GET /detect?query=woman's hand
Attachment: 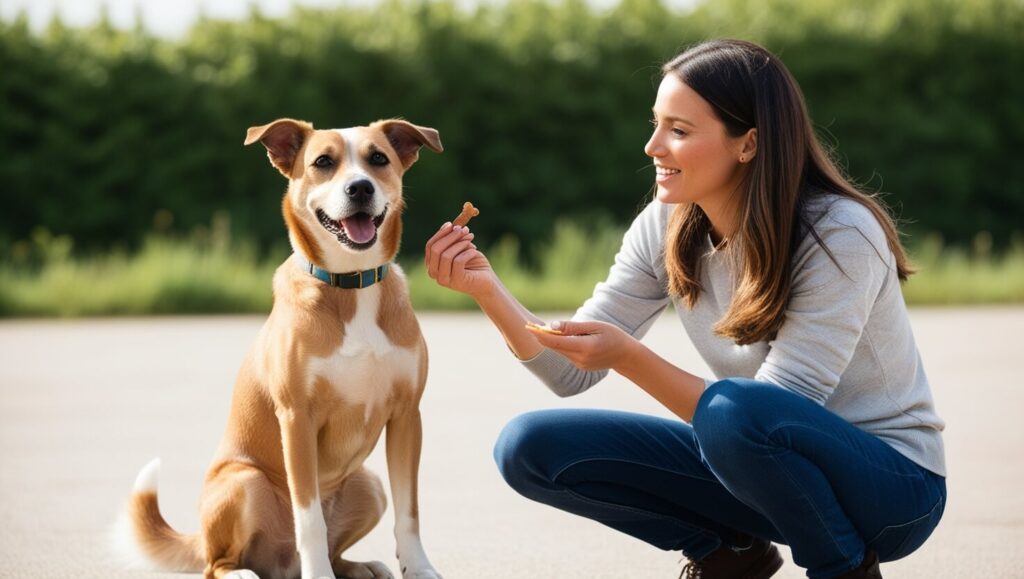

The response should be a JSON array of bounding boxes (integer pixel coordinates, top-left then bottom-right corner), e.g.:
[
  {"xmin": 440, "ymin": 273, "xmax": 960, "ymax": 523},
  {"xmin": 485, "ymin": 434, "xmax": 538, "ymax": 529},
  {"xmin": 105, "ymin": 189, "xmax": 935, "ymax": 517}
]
[
  {"xmin": 424, "ymin": 223, "xmax": 495, "ymax": 299},
  {"xmin": 525, "ymin": 320, "xmax": 640, "ymax": 372}
]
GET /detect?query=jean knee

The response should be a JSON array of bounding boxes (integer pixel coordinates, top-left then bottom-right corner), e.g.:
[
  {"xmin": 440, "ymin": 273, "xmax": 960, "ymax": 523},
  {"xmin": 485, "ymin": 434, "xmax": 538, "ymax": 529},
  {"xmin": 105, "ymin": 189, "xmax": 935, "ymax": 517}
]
[
  {"xmin": 694, "ymin": 378, "xmax": 751, "ymax": 429},
  {"xmin": 693, "ymin": 378, "xmax": 765, "ymax": 457},
  {"xmin": 493, "ymin": 410, "xmax": 559, "ymax": 493}
]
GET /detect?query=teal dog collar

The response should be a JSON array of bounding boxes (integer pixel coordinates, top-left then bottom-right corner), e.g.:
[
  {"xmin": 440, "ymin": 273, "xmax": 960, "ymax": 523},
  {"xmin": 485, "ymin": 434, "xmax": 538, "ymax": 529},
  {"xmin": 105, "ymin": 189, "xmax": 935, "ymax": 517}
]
[{"xmin": 295, "ymin": 255, "xmax": 388, "ymax": 289}]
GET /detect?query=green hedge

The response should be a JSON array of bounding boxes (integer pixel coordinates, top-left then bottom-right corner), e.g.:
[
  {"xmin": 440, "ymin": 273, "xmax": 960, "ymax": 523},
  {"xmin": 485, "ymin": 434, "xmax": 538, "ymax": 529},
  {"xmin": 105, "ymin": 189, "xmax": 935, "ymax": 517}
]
[{"xmin": 1, "ymin": 0, "xmax": 1021, "ymax": 262}]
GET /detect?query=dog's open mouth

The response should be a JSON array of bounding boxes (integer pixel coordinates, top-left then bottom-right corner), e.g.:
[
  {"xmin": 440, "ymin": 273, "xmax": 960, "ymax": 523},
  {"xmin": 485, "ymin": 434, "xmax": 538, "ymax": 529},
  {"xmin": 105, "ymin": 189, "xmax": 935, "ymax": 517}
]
[{"xmin": 316, "ymin": 207, "xmax": 387, "ymax": 250}]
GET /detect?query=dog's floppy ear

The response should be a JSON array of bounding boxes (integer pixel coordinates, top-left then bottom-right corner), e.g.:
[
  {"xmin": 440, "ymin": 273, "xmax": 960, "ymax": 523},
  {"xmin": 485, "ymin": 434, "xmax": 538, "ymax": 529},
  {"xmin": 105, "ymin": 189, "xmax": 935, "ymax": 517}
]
[
  {"xmin": 244, "ymin": 118, "xmax": 315, "ymax": 178},
  {"xmin": 378, "ymin": 120, "xmax": 443, "ymax": 170}
]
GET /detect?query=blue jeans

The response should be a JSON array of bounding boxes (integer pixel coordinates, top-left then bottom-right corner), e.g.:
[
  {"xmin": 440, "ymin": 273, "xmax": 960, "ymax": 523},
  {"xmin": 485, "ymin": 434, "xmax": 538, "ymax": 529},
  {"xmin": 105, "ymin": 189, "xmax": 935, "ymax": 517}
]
[{"xmin": 493, "ymin": 378, "xmax": 946, "ymax": 578}]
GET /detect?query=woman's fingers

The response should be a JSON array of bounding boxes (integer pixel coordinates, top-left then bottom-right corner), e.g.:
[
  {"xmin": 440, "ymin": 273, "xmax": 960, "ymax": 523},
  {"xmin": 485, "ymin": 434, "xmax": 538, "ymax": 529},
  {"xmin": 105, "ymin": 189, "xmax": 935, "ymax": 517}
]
[
  {"xmin": 525, "ymin": 320, "xmax": 598, "ymax": 337},
  {"xmin": 526, "ymin": 325, "xmax": 587, "ymax": 355},
  {"xmin": 424, "ymin": 222, "xmax": 452, "ymax": 268},
  {"xmin": 550, "ymin": 320, "xmax": 601, "ymax": 336},
  {"xmin": 425, "ymin": 222, "xmax": 452, "ymax": 247},
  {"xmin": 451, "ymin": 247, "xmax": 477, "ymax": 284},
  {"xmin": 437, "ymin": 236, "xmax": 476, "ymax": 287},
  {"xmin": 426, "ymin": 224, "xmax": 473, "ymax": 280},
  {"xmin": 426, "ymin": 224, "xmax": 457, "ymax": 276}
]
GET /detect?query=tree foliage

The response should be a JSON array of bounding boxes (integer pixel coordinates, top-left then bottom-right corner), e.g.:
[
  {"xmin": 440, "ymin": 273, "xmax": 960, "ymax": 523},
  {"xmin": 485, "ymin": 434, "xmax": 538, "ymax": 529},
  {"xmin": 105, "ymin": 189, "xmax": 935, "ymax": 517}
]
[{"xmin": 1, "ymin": 0, "xmax": 1020, "ymax": 260}]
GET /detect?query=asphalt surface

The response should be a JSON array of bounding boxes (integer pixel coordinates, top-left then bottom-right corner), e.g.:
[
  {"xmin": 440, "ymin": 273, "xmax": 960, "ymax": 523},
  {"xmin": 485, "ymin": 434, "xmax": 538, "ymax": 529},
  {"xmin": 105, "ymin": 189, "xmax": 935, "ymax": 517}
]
[{"xmin": 1, "ymin": 308, "xmax": 1021, "ymax": 578}]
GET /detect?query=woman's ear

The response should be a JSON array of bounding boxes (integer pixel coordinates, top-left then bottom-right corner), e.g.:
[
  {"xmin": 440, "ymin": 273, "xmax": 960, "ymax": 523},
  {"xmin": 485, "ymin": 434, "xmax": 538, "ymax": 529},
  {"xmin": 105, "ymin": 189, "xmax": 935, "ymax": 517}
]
[{"xmin": 738, "ymin": 128, "xmax": 757, "ymax": 163}]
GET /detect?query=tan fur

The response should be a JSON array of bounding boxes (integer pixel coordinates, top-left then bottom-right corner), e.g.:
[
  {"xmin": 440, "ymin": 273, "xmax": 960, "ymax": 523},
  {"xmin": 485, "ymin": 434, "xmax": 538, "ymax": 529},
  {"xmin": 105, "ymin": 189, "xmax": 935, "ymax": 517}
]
[
  {"xmin": 283, "ymin": 195, "xmax": 323, "ymax": 267},
  {"xmin": 378, "ymin": 271, "xmax": 423, "ymax": 350},
  {"xmin": 120, "ymin": 119, "xmax": 443, "ymax": 579},
  {"xmin": 127, "ymin": 491, "xmax": 204, "ymax": 571}
]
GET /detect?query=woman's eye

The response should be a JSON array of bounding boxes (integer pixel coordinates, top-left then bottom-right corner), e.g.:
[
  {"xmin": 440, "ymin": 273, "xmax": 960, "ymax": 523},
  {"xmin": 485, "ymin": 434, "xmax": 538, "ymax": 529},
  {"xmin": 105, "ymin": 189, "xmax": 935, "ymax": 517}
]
[
  {"xmin": 313, "ymin": 155, "xmax": 334, "ymax": 168},
  {"xmin": 672, "ymin": 128, "xmax": 688, "ymax": 136},
  {"xmin": 369, "ymin": 152, "xmax": 389, "ymax": 166}
]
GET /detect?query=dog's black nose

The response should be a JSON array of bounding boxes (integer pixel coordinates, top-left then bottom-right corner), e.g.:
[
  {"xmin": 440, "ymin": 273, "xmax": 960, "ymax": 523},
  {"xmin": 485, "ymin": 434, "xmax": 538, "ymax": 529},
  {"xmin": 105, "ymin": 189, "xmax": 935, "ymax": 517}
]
[{"xmin": 345, "ymin": 179, "xmax": 375, "ymax": 201}]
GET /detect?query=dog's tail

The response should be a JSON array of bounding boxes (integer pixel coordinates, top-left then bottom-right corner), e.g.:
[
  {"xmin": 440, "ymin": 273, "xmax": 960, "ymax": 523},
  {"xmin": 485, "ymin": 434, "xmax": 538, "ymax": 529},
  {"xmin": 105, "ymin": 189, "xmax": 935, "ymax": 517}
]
[{"xmin": 110, "ymin": 458, "xmax": 204, "ymax": 573}]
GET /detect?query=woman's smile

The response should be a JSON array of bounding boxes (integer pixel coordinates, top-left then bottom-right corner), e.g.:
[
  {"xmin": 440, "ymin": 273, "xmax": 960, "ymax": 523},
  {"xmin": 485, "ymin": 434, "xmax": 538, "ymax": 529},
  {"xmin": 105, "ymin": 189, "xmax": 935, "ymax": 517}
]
[{"xmin": 655, "ymin": 165, "xmax": 681, "ymax": 183}]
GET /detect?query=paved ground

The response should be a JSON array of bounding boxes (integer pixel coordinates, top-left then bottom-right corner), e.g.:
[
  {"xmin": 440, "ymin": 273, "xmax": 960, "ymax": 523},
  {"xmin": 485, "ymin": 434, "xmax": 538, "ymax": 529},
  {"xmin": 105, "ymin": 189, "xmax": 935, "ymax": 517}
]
[{"xmin": 1, "ymin": 308, "xmax": 1022, "ymax": 578}]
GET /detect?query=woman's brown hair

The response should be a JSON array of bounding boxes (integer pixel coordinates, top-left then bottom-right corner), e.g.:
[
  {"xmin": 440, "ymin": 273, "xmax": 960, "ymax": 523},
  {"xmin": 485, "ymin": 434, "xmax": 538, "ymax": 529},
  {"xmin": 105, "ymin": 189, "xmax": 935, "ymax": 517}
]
[{"xmin": 662, "ymin": 39, "xmax": 914, "ymax": 345}]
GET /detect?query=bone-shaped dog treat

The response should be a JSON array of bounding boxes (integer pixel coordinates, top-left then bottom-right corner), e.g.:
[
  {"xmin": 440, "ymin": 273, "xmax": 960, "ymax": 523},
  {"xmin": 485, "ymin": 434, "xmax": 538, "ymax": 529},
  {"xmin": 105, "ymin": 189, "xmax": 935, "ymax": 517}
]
[{"xmin": 453, "ymin": 202, "xmax": 480, "ymax": 227}]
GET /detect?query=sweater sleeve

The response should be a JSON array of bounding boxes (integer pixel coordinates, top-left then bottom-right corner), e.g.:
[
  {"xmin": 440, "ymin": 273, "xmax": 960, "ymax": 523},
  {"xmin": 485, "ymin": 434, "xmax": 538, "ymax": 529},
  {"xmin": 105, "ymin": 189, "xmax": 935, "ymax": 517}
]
[
  {"xmin": 754, "ymin": 202, "xmax": 894, "ymax": 404},
  {"xmin": 521, "ymin": 200, "xmax": 672, "ymax": 397}
]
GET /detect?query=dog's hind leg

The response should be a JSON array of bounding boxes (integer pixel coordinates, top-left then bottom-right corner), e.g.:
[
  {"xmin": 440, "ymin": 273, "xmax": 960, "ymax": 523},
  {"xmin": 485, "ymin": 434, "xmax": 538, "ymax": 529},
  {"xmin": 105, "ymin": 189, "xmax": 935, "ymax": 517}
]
[
  {"xmin": 327, "ymin": 466, "xmax": 392, "ymax": 579},
  {"xmin": 200, "ymin": 462, "xmax": 296, "ymax": 579}
]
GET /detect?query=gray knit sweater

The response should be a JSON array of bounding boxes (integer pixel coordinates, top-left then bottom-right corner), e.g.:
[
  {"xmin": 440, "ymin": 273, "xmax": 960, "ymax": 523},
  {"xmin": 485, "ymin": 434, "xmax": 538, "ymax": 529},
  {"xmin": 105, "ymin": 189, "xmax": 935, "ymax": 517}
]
[{"xmin": 522, "ymin": 195, "xmax": 946, "ymax": 477}]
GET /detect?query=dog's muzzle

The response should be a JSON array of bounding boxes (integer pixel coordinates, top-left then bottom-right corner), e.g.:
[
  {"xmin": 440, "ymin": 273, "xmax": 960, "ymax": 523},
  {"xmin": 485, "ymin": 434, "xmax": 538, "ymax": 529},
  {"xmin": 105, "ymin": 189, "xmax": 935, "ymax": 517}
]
[{"xmin": 316, "ymin": 206, "xmax": 387, "ymax": 251}]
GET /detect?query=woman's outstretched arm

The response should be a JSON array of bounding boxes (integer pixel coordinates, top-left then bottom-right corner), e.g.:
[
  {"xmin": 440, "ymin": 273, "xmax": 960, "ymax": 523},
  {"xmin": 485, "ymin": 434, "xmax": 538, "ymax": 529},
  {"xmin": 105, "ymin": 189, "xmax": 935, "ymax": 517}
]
[{"xmin": 424, "ymin": 222, "xmax": 546, "ymax": 361}]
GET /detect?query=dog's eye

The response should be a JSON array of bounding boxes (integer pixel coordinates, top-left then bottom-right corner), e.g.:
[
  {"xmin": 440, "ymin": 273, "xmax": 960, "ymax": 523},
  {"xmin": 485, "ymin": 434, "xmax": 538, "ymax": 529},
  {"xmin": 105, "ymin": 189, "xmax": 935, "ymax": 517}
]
[
  {"xmin": 313, "ymin": 155, "xmax": 334, "ymax": 169},
  {"xmin": 368, "ymin": 152, "xmax": 389, "ymax": 166}
]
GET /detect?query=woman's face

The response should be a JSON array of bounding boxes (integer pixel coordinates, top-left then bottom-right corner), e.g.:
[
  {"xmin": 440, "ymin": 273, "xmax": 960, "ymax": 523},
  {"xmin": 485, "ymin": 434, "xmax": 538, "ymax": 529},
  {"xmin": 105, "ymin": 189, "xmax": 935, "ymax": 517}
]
[{"xmin": 645, "ymin": 75, "xmax": 750, "ymax": 207}]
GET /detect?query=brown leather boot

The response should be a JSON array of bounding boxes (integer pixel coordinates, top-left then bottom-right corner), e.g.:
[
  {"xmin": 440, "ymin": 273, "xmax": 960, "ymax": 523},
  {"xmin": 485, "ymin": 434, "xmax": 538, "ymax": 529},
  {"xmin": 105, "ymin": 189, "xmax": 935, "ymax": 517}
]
[
  {"xmin": 834, "ymin": 551, "xmax": 882, "ymax": 579},
  {"xmin": 678, "ymin": 537, "xmax": 783, "ymax": 579}
]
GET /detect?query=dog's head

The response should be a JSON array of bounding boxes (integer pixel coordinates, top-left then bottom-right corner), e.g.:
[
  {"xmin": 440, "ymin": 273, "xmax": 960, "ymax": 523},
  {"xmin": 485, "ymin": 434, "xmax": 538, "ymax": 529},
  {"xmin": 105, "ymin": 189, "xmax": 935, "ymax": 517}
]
[{"xmin": 245, "ymin": 119, "xmax": 442, "ymax": 271}]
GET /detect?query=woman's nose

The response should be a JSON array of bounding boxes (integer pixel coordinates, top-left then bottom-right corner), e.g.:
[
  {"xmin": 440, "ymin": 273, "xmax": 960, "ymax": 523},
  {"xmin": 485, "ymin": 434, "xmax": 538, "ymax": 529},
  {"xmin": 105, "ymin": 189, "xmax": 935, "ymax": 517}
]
[{"xmin": 644, "ymin": 132, "xmax": 665, "ymax": 158}]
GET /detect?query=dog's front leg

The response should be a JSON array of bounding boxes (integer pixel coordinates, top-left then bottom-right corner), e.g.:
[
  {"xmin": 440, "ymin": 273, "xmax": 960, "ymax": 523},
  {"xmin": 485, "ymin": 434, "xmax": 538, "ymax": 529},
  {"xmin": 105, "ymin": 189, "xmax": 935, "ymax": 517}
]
[
  {"xmin": 385, "ymin": 408, "xmax": 441, "ymax": 579},
  {"xmin": 279, "ymin": 408, "xmax": 335, "ymax": 579}
]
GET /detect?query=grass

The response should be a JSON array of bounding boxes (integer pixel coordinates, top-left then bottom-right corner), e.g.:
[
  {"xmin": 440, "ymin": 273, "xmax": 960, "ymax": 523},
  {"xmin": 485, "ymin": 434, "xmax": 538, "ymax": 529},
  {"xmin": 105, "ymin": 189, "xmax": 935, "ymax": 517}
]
[
  {"xmin": 0, "ymin": 236, "xmax": 281, "ymax": 317},
  {"xmin": 1, "ymin": 226, "xmax": 1022, "ymax": 318},
  {"xmin": 902, "ymin": 234, "xmax": 1024, "ymax": 305}
]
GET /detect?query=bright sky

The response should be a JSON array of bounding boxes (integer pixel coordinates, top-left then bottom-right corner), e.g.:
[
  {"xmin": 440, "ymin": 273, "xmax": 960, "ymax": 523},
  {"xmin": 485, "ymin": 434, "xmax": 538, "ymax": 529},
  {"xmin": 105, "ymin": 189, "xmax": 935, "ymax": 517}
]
[
  {"xmin": 0, "ymin": 0, "xmax": 701, "ymax": 38},
  {"xmin": 0, "ymin": 0, "xmax": 348, "ymax": 37}
]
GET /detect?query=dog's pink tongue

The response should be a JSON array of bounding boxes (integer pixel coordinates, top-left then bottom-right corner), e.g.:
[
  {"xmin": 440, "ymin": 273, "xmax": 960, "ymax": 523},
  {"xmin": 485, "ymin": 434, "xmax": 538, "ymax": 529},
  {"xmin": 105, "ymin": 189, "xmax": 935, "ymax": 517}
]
[{"xmin": 341, "ymin": 214, "xmax": 376, "ymax": 244}]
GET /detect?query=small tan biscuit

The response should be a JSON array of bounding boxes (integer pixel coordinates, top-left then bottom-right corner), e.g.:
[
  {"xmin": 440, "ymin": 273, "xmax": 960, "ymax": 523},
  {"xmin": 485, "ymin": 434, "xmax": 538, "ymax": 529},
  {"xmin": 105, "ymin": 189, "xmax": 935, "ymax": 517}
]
[
  {"xmin": 453, "ymin": 202, "xmax": 480, "ymax": 227},
  {"xmin": 525, "ymin": 321, "xmax": 564, "ymax": 335}
]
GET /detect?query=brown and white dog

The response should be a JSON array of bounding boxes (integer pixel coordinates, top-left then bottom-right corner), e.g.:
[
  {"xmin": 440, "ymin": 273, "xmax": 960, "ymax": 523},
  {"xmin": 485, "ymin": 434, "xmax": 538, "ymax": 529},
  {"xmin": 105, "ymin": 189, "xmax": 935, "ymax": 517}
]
[{"xmin": 114, "ymin": 118, "xmax": 444, "ymax": 579}]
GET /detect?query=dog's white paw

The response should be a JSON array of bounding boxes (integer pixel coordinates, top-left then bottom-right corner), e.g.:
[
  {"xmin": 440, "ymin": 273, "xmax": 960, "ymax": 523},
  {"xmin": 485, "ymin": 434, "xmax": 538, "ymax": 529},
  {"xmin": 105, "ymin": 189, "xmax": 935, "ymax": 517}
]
[
  {"xmin": 224, "ymin": 570, "xmax": 260, "ymax": 579},
  {"xmin": 402, "ymin": 568, "xmax": 443, "ymax": 579},
  {"xmin": 334, "ymin": 559, "xmax": 394, "ymax": 579}
]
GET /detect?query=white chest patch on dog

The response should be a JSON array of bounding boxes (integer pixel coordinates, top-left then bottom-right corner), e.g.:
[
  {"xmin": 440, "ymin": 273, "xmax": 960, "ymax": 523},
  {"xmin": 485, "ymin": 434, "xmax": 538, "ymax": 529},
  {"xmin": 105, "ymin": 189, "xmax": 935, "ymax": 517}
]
[
  {"xmin": 306, "ymin": 285, "xmax": 420, "ymax": 422},
  {"xmin": 339, "ymin": 285, "xmax": 392, "ymax": 359}
]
